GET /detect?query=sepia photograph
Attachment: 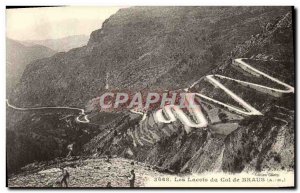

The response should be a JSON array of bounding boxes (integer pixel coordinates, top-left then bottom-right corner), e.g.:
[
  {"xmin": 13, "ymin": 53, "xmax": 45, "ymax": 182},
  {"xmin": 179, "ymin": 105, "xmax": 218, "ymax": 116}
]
[{"xmin": 5, "ymin": 5, "xmax": 295, "ymax": 188}]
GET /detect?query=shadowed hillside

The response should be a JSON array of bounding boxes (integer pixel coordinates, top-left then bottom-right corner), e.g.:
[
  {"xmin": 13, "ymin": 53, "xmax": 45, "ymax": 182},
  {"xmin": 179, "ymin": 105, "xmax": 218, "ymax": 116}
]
[{"xmin": 6, "ymin": 38, "xmax": 56, "ymax": 96}]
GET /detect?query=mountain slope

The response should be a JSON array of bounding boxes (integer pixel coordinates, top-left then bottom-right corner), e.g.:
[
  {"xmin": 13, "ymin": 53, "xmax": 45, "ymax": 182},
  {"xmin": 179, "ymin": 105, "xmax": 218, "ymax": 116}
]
[
  {"xmin": 7, "ymin": 7, "xmax": 294, "ymax": 177},
  {"xmin": 8, "ymin": 157, "xmax": 172, "ymax": 188},
  {"xmin": 6, "ymin": 38, "xmax": 56, "ymax": 96},
  {"xmin": 82, "ymin": 10, "xmax": 294, "ymax": 174},
  {"xmin": 11, "ymin": 6, "xmax": 291, "ymax": 107}
]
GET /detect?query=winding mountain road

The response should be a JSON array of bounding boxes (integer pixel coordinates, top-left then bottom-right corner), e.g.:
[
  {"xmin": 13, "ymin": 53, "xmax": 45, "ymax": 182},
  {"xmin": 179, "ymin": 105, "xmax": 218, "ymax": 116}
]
[
  {"xmin": 6, "ymin": 58, "xmax": 294, "ymax": 126},
  {"xmin": 6, "ymin": 99, "xmax": 90, "ymax": 123},
  {"xmin": 153, "ymin": 58, "xmax": 294, "ymax": 128},
  {"xmin": 189, "ymin": 58, "xmax": 294, "ymax": 116}
]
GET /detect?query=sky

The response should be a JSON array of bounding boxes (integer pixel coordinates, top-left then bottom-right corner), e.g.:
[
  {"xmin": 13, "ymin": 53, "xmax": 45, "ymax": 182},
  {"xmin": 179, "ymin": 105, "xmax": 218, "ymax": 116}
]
[{"xmin": 6, "ymin": 6, "xmax": 125, "ymax": 41}]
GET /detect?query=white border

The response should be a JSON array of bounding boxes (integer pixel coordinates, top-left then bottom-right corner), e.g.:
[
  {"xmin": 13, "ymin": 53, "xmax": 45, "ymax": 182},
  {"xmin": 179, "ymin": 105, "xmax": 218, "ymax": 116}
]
[{"xmin": 1, "ymin": 1, "xmax": 298, "ymax": 192}]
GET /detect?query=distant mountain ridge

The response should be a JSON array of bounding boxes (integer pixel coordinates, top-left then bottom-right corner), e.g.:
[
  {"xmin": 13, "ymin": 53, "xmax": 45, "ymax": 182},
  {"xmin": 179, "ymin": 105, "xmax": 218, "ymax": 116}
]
[
  {"xmin": 6, "ymin": 38, "xmax": 56, "ymax": 96},
  {"xmin": 22, "ymin": 35, "xmax": 89, "ymax": 52}
]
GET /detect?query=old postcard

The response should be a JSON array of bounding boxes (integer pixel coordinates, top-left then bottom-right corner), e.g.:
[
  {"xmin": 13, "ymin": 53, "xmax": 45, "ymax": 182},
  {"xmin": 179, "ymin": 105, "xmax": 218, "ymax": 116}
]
[{"xmin": 6, "ymin": 6, "xmax": 295, "ymax": 188}]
